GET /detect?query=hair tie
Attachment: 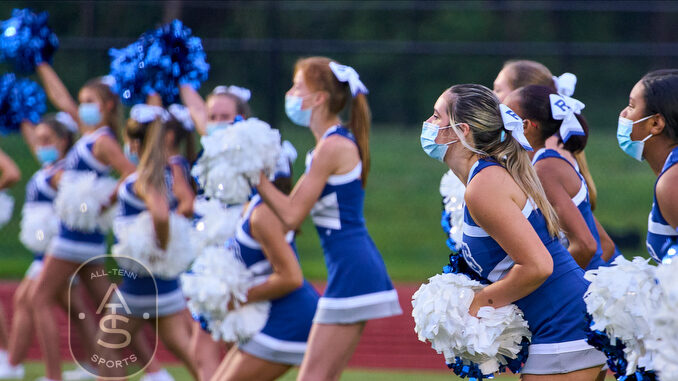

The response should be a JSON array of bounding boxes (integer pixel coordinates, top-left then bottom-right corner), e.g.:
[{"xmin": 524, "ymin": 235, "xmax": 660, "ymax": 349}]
[
  {"xmin": 168, "ymin": 104, "xmax": 194, "ymax": 131},
  {"xmin": 500, "ymin": 130, "xmax": 506, "ymax": 142},
  {"xmin": 130, "ymin": 104, "xmax": 169, "ymax": 124},
  {"xmin": 552, "ymin": 72, "xmax": 577, "ymax": 97},
  {"xmin": 549, "ymin": 94, "xmax": 585, "ymax": 143},
  {"xmin": 99, "ymin": 75, "xmax": 116, "ymax": 89},
  {"xmin": 499, "ymin": 104, "xmax": 532, "ymax": 151},
  {"xmin": 55, "ymin": 111, "xmax": 78, "ymax": 133},
  {"xmin": 212, "ymin": 85, "xmax": 251, "ymax": 102},
  {"xmin": 329, "ymin": 62, "xmax": 369, "ymax": 97}
]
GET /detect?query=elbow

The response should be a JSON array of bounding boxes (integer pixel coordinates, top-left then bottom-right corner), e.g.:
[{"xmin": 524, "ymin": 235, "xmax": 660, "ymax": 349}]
[
  {"xmin": 6, "ymin": 171, "xmax": 20, "ymax": 187},
  {"xmin": 535, "ymin": 256, "xmax": 553, "ymax": 284},
  {"xmin": 289, "ymin": 271, "xmax": 304, "ymax": 290},
  {"xmin": 281, "ymin": 216, "xmax": 301, "ymax": 232}
]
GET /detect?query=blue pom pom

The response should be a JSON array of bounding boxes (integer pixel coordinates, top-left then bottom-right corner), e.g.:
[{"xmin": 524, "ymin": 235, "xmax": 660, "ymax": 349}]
[
  {"xmin": 660, "ymin": 234, "xmax": 678, "ymax": 264},
  {"xmin": 109, "ymin": 19, "xmax": 209, "ymax": 106},
  {"xmin": 191, "ymin": 312, "xmax": 212, "ymax": 334},
  {"xmin": 0, "ymin": 73, "xmax": 46, "ymax": 134},
  {"xmin": 0, "ymin": 8, "xmax": 59, "ymax": 74}
]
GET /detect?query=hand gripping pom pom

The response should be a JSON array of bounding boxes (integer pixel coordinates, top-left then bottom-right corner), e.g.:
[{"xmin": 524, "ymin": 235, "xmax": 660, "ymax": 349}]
[
  {"xmin": 439, "ymin": 170, "xmax": 465, "ymax": 250},
  {"xmin": 181, "ymin": 245, "xmax": 270, "ymax": 342},
  {"xmin": 20, "ymin": 202, "xmax": 58, "ymax": 252},
  {"xmin": 584, "ymin": 256, "xmax": 660, "ymax": 375},
  {"xmin": 0, "ymin": 191, "xmax": 14, "ymax": 229},
  {"xmin": 192, "ymin": 197, "xmax": 243, "ymax": 251},
  {"xmin": 646, "ymin": 260, "xmax": 678, "ymax": 380},
  {"xmin": 0, "ymin": 74, "xmax": 46, "ymax": 133},
  {"xmin": 54, "ymin": 171, "xmax": 118, "ymax": 232},
  {"xmin": 191, "ymin": 118, "xmax": 281, "ymax": 204},
  {"xmin": 0, "ymin": 8, "xmax": 59, "ymax": 74},
  {"xmin": 108, "ymin": 19, "xmax": 209, "ymax": 105},
  {"xmin": 412, "ymin": 273, "xmax": 531, "ymax": 377},
  {"xmin": 112, "ymin": 212, "xmax": 197, "ymax": 279}
]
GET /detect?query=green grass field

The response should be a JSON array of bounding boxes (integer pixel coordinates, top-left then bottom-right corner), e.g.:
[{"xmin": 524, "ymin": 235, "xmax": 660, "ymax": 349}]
[{"xmin": 0, "ymin": 126, "xmax": 656, "ymax": 282}]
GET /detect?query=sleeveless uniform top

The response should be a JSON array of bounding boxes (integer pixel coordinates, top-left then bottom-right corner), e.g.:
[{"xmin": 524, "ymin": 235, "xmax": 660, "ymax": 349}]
[
  {"xmin": 50, "ymin": 127, "xmax": 115, "ymax": 262},
  {"xmin": 646, "ymin": 146, "xmax": 678, "ymax": 262},
  {"xmin": 168, "ymin": 154, "xmax": 192, "ymax": 184},
  {"xmin": 461, "ymin": 158, "xmax": 593, "ymax": 347},
  {"xmin": 25, "ymin": 160, "xmax": 64, "ymax": 260},
  {"xmin": 304, "ymin": 126, "xmax": 401, "ymax": 324},
  {"xmin": 234, "ymin": 194, "xmax": 319, "ymax": 365},
  {"xmin": 532, "ymin": 148, "xmax": 606, "ymax": 270}
]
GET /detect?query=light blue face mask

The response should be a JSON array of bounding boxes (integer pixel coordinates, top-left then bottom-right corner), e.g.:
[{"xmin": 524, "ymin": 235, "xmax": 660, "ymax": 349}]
[
  {"xmin": 78, "ymin": 103, "xmax": 102, "ymax": 126},
  {"xmin": 420, "ymin": 121, "xmax": 459, "ymax": 162},
  {"xmin": 124, "ymin": 143, "xmax": 139, "ymax": 165},
  {"xmin": 617, "ymin": 115, "xmax": 654, "ymax": 161},
  {"xmin": 36, "ymin": 145, "xmax": 59, "ymax": 165},
  {"xmin": 285, "ymin": 95, "xmax": 312, "ymax": 127},
  {"xmin": 206, "ymin": 121, "xmax": 231, "ymax": 136}
]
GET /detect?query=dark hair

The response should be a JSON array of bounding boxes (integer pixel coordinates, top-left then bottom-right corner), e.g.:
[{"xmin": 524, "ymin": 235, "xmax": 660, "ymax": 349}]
[
  {"xmin": 40, "ymin": 114, "xmax": 76, "ymax": 152},
  {"xmin": 164, "ymin": 117, "xmax": 196, "ymax": 163},
  {"xmin": 207, "ymin": 92, "xmax": 252, "ymax": 119},
  {"xmin": 514, "ymin": 85, "xmax": 588, "ymax": 153},
  {"xmin": 503, "ymin": 60, "xmax": 556, "ymax": 91},
  {"xmin": 641, "ymin": 69, "xmax": 678, "ymax": 142}
]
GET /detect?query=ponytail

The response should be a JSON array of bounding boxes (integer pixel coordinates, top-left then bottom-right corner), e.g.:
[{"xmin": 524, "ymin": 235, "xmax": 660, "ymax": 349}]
[
  {"xmin": 574, "ymin": 151, "xmax": 598, "ymax": 210},
  {"xmin": 133, "ymin": 118, "xmax": 167, "ymax": 198},
  {"xmin": 349, "ymin": 93, "xmax": 371, "ymax": 186},
  {"xmin": 445, "ymin": 84, "xmax": 560, "ymax": 237}
]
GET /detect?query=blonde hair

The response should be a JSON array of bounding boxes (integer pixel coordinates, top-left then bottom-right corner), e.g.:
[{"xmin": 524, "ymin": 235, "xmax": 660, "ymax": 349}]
[
  {"xmin": 82, "ymin": 78, "xmax": 121, "ymax": 138},
  {"xmin": 294, "ymin": 56, "xmax": 372, "ymax": 186},
  {"xmin": 503, "ymin": 60, "xmax": 555, "ymax": 90},
  {"xmin": 444, "ymin": 84, "xmax": 560, "ymax": 236},
  {"xmin": 126, "ymin": 117, "xmax": 167, "ymax": 198}
]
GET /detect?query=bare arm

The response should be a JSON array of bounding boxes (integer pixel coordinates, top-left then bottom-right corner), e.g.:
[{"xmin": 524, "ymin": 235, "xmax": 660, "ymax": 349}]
[
  {"xmin": 179, "ymin": 84, "xmax": 208, "ymax": 136},
  {"xmin": 245, "ymin": 204, "xmax": 304, "ymax": 303},
  {"xmin": 21, "ymin": 120, "xmax": 39, "ymax": 159},
  {"xmin": 656, "ymin": 165, "xmax": 678, "ymax": 232},
  {"xmin": 169, "ymin": 162, "xmax": 195, "ymax": 218},
  {"xmin": 0, "ymin": 148, "xmax": 21, "ymax": 190},
  {"xmin": 466, "ymin": 166, "xmax": 553, "ymax": 316},
  {"xmin": 594, "ymin": 217, "xmax": 616, "ymax": 262},
  {"xmin": 537, "ymin": 160, "xmax": 597, "ymax": 269},
  {"xmin": 256, "ymin": 136, "xmax": 354, "ymax": 230},
  {"xmin": 141, "ymin": 185, "xmax": 170, "ymax": 250},
  {"xmin": 36, "ymin": 63, "xmax": 79, "ymax": 122},
  {"xmin": 93, "ymin": 134, "xmax": 136, "ymax": 205}
]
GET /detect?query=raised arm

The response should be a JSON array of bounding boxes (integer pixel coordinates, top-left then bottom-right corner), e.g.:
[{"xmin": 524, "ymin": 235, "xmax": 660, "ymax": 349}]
[
  {"xmin": 466, "ymin": 166, "xmax": 553, "ymax": 316},
  {"xmin": 256, "ymin": 136, "xmax": 350, "ymax": 230},
  {"xmin": 537, "ymin": 160, "xmax": 597, "ymax": 269},
  {"xmin": 169, "ymin": 163, "xmax": 195, "ymax": 218},
  {"xmin": 179, "ymin": 84, "xmax": 208, "ymax": 136},
  {"xmin": 21, "ymin": 120, "xmax": 39, "ymax": 159},
  {"xmin": 245, "ymin": 204, "xmax": 304, "ymax": 303},
  {"xmin": 0, "ymin": 148, "xmax": 21, "ymax": 190},
  {"xmin": 36, "ymin": 63, "xmax": 79, "ymax": 121}
]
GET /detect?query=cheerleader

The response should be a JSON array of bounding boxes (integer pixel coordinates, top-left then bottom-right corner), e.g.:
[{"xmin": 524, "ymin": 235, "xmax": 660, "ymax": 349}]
[
  {"xmin": 255, "ymin": 57, "xmax": 402, "ymax": 380},
  {"xmin": 421, "ymin": 84, "xmax": 605, "ymax": 378},
  {"xmin": 0, "ymin": 148, "xmax": 19, "ymax": 376},
  {"xmin": 29, "ymin": 63, "xmax": 136, "ymax": 381},
  {"xmin": 619, "ymin": 70, "xmax": 678, "ymax": 262},
  {"xmin": 97, "ymin": 105, "xmax": 197, "ymax": 379},
  {"xmin": 492, "ymin": 60, "xmax": 619, "ymax": 263},
  {"xmin": 503, "ymin": 86, "xmax": 606, "ymax": 270},
  {"xmin": 210, "ymin": 169, "xmax": 319, "ymax": 380},
  {"xmin": 180, "ymin": 84, "xmax": 252, "ymax": 136}
]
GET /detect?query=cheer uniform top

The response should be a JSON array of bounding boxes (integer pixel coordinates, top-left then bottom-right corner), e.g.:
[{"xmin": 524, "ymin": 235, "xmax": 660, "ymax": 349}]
[
  {"xmin": 461, "ymin": 158, "xmax": 605, "ymax": 374},
  {"xmin": 646, "ymin": 146, "xmax": 678, "ymax": 263},
  {"xmin": 23, "ymin": 161, "xmax": 64, "ymax": 278},
  {"xmin": 49, "ymin": 127, "xmax": 114, "ymax": 263},
  {"xmin": 532, "ymin": 149, "xmax": 606, "ymax": 270},
  {"xmin": 114, "ymin": 171, "xmax": 185, "ymax": 318},
  {"xmin": 234, "ymin": 194, "xmax": 319, "ymax": 365},
  {"xmin": 305, "ymin": 126, "xmax": 401, "ymax": 324}
]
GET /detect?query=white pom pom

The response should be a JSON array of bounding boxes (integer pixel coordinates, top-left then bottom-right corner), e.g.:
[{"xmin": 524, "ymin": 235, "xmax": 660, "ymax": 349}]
[
  {"xmin": 192, "ymin": 198, "xmax": 243, "ymax": 251},
  {"xmin": 646, "ymin": 260, "xmax": 678, "ymax": 380},
  {"xmin": 112, "ymin": 212, "xmax": 197, "ymax": 279},
  {"xmin": 0, "ymin": 191, "xmax": 14, "ymax": 229},
  {"xmin": 439, "ymin": 171, "xmax": 465, "ymax": 249},
  {"xmin": 54, "ymin": 171, "xmax": 118, "ymax": 232},
  {"xmin": 20, "ymin": 202, "xmax": 59, "ymax": 252},
  {"xmin": 412, "ymin": 273, "xmax": 531, "ymax": 373},
  {"xmin": 192, "ymin": 118, "xmax": 281, "ymax": 204},
  {"xmin": 584, "ymin": 256, "xmax": 660, "ymax": 374},
  {"xmin": 181, "ymin": 245, "xmax": 270, "ymax": 342}
]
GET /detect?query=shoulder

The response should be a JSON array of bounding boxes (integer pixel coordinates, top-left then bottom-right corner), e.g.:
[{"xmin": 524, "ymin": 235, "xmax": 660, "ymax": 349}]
[
  {"xmin": 534, "ymin": 154, "xmax": 572, "ymax": 182},
  {"xmin": 657, "ymin": 163, "xmax": 678, "ymax": 200},
  {"xmin": 250, "ymin": 202, "xmax": 284, "ymax": 236},
  {"xmin": 465, "ymin": 164, "xmax": 516, "ymax": 208}
]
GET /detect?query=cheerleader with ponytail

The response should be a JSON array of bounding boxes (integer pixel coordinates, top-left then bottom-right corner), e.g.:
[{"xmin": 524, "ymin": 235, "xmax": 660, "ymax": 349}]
[
  {"xmin": 96, "ymin": 105, "xmax": 197, "ymax": 379},
  {"xmin": 29, "ymin": 64, "xmax": 135, "ymax": 381},
  {"xmin": 255, "ymin": 57, "xmax": 402, "ymax": 380}
]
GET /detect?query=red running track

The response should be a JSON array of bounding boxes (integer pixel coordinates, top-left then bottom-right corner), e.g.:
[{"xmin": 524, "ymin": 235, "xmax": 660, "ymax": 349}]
[{"xmin": 0, "ymin": 281, "xmax": 448, "ymax": 371}]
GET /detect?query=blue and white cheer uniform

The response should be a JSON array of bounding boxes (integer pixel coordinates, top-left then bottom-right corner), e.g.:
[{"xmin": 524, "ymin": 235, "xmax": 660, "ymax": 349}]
[
  {"xmin": 305, "ymin": 126, "xmax": 402, "ymax": 324},
  {"xmin": 646, "ymin": 146, "xmax": 678, "ymax": 262},
  {"xmin": 461, "ymin": 158, "xmax": 605, "ymax": 374},
  {"xmin": 234, "ymin": 194, "xmax": 319, "ymax": 365}
]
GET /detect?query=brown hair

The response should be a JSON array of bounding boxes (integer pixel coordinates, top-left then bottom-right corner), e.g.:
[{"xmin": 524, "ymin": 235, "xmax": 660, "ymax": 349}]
[
  {"xmin": 294, "ymin": 56, "xmax": 372, "ymax": 186},
  {"xmin": 164, "ymin": 117, "xmax": 196, "ymax": 163},
  {"xmin": 127, "ymin": 116, "xmax": 167, "ymax": 198},
  {"xmin": 503, "ymin": 60, "xmax": 556, "ymax": 91},
  {"xmin": 206, "ymin": 92, "xmax": 252, "ymax": 119},
  {"xmin": 444, "ymin": 84, "xmax": 560, "ymax": 236},
  {"xmin": 82, "ymin": 78, "xmax": 122, "ymax": 138},
  {"xmin": 40, "ymin": 114, "xmax": 76, "ymax": 152}
]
